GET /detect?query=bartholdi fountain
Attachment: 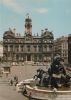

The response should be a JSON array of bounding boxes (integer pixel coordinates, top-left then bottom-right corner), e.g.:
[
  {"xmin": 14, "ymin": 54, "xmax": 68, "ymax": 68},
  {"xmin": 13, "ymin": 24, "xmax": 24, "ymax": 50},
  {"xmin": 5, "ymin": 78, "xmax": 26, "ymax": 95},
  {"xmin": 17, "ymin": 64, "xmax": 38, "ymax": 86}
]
[{"xmin": 24, "ymin": 56, "xmax": 71, "ymax": 100}]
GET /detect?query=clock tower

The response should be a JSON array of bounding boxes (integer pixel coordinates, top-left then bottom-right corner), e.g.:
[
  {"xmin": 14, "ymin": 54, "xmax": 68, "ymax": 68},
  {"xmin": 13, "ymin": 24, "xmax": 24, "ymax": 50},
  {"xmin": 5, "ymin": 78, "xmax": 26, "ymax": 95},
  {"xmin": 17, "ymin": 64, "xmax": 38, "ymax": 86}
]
[{"xmin": 25, "ymin": 14, "xmax": 32, "ymax": 35}]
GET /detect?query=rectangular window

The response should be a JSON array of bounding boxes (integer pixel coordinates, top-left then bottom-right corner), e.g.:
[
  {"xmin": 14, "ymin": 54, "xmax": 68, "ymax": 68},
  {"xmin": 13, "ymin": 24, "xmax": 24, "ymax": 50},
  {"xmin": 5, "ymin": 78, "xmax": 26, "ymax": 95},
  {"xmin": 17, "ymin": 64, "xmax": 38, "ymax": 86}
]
[
  {"xmin": 21, "ymin": 46, "xmax": 23, "ymax": 52},
  {"xmin": 27, "ymin": 46, "xmax": 30, "ymax": 52},
  {"xmin": 10, "ymin": 45, "xmax": 13, "ymax": 51},
  {"xmin": 34, "ymin": 46, "xmax": 37, "ymax": 52},
  {"xmin": 38, "ymin": 46, "xmax": 42, "ymax": 52},
  {"xmin": 16, "ymin": 46, "xmax": 19, "ymax": 52}
]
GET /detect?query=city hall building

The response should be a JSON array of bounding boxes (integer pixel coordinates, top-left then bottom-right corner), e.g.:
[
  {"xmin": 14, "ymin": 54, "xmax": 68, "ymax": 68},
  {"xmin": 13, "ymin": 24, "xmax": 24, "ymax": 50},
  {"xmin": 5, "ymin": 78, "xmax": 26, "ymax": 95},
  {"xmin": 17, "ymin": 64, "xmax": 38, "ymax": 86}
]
[
  {"xmin": 3, "ymin": 15, "xmax": 54, "ymax": 64},
  {"xmin": 68, "ymin": 34, "xmax": 71, "ymax": 65}
]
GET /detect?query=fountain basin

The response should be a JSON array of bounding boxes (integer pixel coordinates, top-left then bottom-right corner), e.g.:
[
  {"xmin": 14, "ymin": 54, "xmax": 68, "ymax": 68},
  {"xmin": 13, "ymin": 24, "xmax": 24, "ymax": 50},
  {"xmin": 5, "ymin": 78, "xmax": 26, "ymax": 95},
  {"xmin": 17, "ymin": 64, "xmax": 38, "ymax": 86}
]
[{"xmin": 25, "ymin": 79, "xmax": 71, "ymax": 100}]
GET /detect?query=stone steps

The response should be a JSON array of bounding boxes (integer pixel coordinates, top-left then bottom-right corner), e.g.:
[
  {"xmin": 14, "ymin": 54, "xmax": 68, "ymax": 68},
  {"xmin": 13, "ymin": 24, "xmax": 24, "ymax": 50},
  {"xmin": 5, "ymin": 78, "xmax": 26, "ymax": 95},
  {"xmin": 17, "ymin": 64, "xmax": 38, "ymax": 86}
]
[{"xmin": 0, "ymin": 78, "xmax": 9, "ymax": 84}]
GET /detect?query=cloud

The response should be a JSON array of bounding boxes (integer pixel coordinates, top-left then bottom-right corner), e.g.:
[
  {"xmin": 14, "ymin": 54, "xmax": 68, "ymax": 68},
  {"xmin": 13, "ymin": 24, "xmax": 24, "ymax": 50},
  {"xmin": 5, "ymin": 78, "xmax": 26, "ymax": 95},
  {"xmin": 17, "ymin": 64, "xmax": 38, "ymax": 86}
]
[
  {"xmin": 1, "ymin": 0, "xmax": 24, "ymax": 14},
  {"xmin": 35, "ymin": 8, "xmax": 48, "ymax": 13},
  {"xmin": 0, "ymin": 0, "xmax": 49, "ymax": 14}
]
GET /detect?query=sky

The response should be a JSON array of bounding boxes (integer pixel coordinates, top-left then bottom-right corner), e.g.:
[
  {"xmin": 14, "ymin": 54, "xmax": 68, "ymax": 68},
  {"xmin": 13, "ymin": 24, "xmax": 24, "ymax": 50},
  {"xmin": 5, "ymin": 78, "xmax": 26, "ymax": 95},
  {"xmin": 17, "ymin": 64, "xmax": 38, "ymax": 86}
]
[{"xmin": 0, "ymin": 0, "xmax": 71, "ymax": 40}]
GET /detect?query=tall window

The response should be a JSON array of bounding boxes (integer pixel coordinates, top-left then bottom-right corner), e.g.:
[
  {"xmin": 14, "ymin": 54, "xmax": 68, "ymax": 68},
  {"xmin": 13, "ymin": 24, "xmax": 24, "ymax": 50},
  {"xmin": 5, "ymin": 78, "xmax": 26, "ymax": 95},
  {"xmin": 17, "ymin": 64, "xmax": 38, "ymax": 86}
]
[
  {"xmin": 34, "ymin": 46, "xmax": 37, "ymax": 52},
  {"xmin": 38, "ymin": 46, "xmax": 42, "ymax": 52},
  {"xmin": 16, "ymin": 55, "xmax": 19, "ymax": 61},
  {"xmin": 10, "ymin": 45, "xmax": 13, "ymax": 51},
  {"xmin": 47, "ymin": 46, "xmax": 50, "ymax": 51},
  {"xmin": 34, "ymin": 55, "xmax": 37, "ymax": 62},
  {"xmin": 27, "ymin": 45, "xmax": 30, "ymax": 52},
  {"xmin": 43, "ymin": 45, "xmax": 47, "ymax": 52},
  {"xmin": 21, "ymin": 46, "xmax": 23, "ymax": 52},
  {"xmin": 4, "ymin": 45, "xmax": 8, "ymax": 52},
  {"xmin": 16, "ymin": 46, "xmax": 19, "ymax": 52}
]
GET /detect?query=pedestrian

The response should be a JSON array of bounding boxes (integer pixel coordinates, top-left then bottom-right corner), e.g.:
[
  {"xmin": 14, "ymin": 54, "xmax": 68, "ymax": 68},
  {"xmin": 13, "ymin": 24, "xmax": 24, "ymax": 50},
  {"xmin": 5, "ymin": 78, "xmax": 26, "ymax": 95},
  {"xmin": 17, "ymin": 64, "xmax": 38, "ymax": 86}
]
[
  {"xmin": 14, "ymin": 75, "xmax": 18, "ymax": 82},
  {"xmin": 14, "ymin": 75, "xmax": 17, "ymax": 81},
  {"xmin": 10, "ymin": 79, "xmax": 13, "ymax": 86},
  {"xmin": 14, "ymin": 80, "xmax": 18, "ymax": 86},
  {"xmin": 13, "ymin": 75, "xmax": 18, "ymax": 86}
]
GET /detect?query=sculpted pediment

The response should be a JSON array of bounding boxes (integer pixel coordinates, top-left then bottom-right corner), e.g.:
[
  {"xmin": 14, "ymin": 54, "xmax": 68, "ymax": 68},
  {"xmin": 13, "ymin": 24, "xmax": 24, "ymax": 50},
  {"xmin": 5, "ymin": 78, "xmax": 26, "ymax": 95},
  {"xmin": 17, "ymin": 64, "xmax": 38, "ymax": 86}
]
[
  {"xmin": 25, "ymin": 33, "xmax": 33, "ymax": 41},
  {"xmin": 3, "ymin": 30, "xmax": 15, "ymax": 39},
  {"xmin": 3, "ymin": 34, "xmax": 15, "ymax": 39}
]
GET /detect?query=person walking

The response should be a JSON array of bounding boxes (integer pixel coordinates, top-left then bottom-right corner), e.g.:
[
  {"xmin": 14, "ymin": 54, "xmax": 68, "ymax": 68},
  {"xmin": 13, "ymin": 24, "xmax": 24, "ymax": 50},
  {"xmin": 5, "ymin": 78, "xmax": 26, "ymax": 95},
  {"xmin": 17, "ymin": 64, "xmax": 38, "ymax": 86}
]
[
  {"xmin": 9, "ymin": 79, "xmax": 13, "ymax": 86},
  {"xmin": 13, "ymin": 75, "xmax": 18, "ymax": 86}
]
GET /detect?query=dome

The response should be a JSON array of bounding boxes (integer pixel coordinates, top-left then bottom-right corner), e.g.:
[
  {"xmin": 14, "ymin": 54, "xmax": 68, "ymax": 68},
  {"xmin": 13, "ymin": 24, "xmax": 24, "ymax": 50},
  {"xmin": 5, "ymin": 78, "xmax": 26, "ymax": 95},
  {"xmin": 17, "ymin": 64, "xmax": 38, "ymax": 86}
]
[
  {"xmin": 25, "ymin": 14, "xmax": 32, "ymax": 22},
  {"xmin": 25, "ymin": 18, "xmax": 32, "ymax": 22}
]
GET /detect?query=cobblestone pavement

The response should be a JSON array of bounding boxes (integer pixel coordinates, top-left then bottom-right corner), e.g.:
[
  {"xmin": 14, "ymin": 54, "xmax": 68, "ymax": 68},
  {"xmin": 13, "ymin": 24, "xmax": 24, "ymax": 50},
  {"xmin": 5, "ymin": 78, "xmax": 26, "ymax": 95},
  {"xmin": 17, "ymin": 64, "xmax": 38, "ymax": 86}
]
[
  {"xmin": 0, "ymin": 78, "xmax": 28, "ymax": 100},
  {"xmin": 1, "ymin": 64, "xmax": 71, "ymax": 100},
  {"xmin": 9, "ymin": 64, "xmax": 48, "ymax": 81},
  {"xmin": 0, "ymin": 64, "xmax": 43, "ymax": 100}
]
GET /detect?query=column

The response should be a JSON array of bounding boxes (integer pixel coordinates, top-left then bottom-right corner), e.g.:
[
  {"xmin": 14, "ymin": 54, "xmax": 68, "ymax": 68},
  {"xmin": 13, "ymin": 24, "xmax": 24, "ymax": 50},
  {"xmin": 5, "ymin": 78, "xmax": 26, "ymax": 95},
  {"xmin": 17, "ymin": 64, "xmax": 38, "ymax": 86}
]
[
  {"xmin": 8, "ymin": 45, "xmax": 10, "ymax": 51},
  {"xmin": 37, "ymin": 45, "xmax": 38, "ymax": 52},
  {"xmin": 26, "ymin": 55, "xmax": 27, "ymax": 61}
]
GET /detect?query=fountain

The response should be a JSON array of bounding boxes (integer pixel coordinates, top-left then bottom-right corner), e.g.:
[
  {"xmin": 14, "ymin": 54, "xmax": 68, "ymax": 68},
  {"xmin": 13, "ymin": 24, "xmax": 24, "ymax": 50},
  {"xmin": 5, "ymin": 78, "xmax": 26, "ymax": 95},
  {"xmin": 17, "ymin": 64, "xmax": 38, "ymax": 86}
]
[{"xmin": 24, "ymin": 56, "xmax": 71, "ymax": 100}]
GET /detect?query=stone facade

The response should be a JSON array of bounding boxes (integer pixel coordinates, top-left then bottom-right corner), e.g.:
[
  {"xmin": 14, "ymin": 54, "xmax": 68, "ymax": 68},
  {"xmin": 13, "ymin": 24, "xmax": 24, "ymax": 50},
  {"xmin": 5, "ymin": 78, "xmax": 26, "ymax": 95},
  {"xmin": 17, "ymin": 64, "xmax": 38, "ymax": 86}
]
[
  {"xmin": 54, "ymin": 38, "xmax": 61, "ymax": 56},
  {"xmin": 3, "ymin": 15, "xmax": 54, "ymax": 64},
  {"xmin": 54, "ymin": 36, "xmax": 68, "ymax": 65},
  {"xmin": 0, "ymin": 41, "xmax": 3, "ymax": 57},
  {"xmin": 68, "ymin": 34, "xmax": 71, "ymax": 66}
]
